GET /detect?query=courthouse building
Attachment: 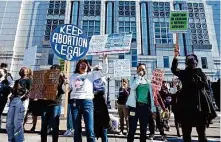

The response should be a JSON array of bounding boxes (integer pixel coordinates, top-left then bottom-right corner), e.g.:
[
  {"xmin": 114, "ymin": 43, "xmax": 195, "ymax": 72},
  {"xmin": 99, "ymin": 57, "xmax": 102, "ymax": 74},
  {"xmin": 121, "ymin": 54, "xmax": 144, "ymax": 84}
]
[{"xmin": 0, "ymin": 0, "xmax": 220, "ymax": 107}]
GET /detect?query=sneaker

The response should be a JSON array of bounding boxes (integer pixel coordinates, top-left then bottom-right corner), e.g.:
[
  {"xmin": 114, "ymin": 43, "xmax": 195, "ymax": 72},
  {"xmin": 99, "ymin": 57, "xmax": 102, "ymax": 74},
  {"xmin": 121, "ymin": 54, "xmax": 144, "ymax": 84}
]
[
  {"xmin": 148, "ymin": 134, "xmax": 154, "ymax": 140},
  {"xmin": 64, "ymin": 129, "xmax": 73, "ymax": 136}
]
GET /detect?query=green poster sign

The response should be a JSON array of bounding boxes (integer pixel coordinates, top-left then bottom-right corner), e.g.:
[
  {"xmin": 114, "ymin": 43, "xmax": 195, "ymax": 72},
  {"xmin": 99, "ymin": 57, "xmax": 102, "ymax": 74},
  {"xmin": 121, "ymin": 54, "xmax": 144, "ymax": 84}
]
[{"xmin": 169, "ymin": 11, "xmax": 188, "ymax": 32}]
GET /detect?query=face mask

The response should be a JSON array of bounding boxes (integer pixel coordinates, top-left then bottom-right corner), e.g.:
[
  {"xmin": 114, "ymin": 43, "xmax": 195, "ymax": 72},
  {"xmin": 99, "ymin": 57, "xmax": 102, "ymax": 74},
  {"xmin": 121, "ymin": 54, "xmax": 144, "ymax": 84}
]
[{"xmin": 138, "ymin": 70, "xmax": 146, "ymax": 77}]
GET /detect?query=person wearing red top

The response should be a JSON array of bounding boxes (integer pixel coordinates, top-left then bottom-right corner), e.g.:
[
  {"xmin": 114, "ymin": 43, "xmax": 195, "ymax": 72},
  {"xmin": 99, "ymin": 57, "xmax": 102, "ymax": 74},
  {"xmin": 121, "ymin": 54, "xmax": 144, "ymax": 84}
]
[{"xmin": 148, "ymin": 89, "xmax": 166, "ymax": 141}]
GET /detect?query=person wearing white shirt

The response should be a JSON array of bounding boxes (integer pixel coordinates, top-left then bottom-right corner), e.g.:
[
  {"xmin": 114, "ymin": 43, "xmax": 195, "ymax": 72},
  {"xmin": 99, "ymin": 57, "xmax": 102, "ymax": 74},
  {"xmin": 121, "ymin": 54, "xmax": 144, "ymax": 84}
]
[{"xmin": 69, "ymin": 54, "xmax": 108, "ymax": 142}]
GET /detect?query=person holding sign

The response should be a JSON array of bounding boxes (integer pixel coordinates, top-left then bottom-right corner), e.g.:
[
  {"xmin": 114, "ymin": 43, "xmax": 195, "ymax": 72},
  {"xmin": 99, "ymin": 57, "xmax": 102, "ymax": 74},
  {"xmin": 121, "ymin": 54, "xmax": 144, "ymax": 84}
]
[
  {"xmin": 126, "ymin": 63, "xmax": 156, "ymax": 142},
  {"xmin": 69, "ymin": 54, "xmax": 108, "ymax": 142},
  {"xmin": 171, "ymin": 47, "xmax": 217, "ymax": 142},
  {"xmin": 40, "ymin": 65, "xmax": 66, "ymax": 142}
]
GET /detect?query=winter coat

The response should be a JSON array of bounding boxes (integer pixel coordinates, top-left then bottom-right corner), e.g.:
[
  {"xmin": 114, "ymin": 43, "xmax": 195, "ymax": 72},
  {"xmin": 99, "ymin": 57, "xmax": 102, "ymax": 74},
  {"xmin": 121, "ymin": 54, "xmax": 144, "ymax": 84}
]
[{"xmin": 171, "ymin": 57, "xmax": 217, "ymax": 126}]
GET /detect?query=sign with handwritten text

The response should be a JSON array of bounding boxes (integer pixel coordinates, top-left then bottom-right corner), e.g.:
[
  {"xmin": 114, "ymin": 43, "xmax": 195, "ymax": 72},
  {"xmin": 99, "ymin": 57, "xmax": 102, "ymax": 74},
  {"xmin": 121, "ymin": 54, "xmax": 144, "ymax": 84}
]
[
  {"xmin": 29, "ymin": 70, "xmax": 60, "ymax": 100},
  {"xmin": 113, "ymin": 59, "xmax": 131, "ymax": 78},
  {"xmin": 151, "ymin": 69, "xmax": 165, "ymax": 91}
]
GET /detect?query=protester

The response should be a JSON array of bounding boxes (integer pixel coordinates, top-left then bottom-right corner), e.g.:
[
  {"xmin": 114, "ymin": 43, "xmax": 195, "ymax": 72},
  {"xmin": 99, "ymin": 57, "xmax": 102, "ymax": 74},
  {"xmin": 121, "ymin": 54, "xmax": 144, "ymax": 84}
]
[
  {"xmin": 148, "ymin": 90, "xmax": 167, "ymax": 141},
  {"xmin": 212, "ymin": 79, "xmax": 220, "ymax": 110},
  {"xmin": 171, "ymin": 48, "xmax": 217, "ymax": 142},
  {"xmin": 63, "ymin": 91, "xmax": 74, "ymax": 136},
  {"xmin": 69, "ymin": 54, "xmax": 108, "ymax": 142},
  {"xmin": 126, "ymin": 63, "xmax": 156, "ymax": 142},
  {"xmin": 6, "ymin": 67, "xmax": 32, "ymax": 142},
  {"xmin": 117, "ymin": 78, "xmax": 130, "ymax": 135},
  {"xmin": 159, "ymin": 81, "xmax": 171, "ymax": 131},
  {"xmin": 171, "ymin": 84, "xmax": 182, "ymax": 137},
  {"xmin": 93, "ymin": 64, "xmax": 110, "ymax": 142},
  {"xmin": 40, "ymin": 64, "xmax": 65, "ymax": 142},
  {"xmin": 0, "ymin": 68, "xmax": 11, "ymax": 129},
  {"xmin": 0, "ymin": 63, "xmax": 13, "ymax": 87}
]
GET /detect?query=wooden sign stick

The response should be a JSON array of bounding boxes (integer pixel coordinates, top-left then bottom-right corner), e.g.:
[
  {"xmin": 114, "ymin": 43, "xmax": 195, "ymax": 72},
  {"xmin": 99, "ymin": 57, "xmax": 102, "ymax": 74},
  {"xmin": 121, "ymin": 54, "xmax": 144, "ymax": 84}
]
[{"xmin": 64, "ymin": 61, "xmax": 70, "ymax": 118}]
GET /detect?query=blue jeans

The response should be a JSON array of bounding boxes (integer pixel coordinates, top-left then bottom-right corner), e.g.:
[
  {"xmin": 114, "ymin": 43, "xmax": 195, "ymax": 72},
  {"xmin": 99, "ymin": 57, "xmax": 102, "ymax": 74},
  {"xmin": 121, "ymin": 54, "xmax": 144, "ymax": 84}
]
[
  {"xmin": 102, "ymin": 128, "xmax": 108, "ymax": 142},
  {"xmin": 67, "ymin": 103, "xmax": 73, "ymax": 130},
  {"xmin": 70, "ymin": 99, "xmax": 95, "ymax": 142},
  {"xmin": 6, "ymin": 97, "xmax": 25, "ymax": 142},
  {"xmin": 127, "ymin": 104, "xmax": 151, "ymax": 142},
  {"xmin": 41, "ymin": 105, "xmax": 61, "ymax": 141}
]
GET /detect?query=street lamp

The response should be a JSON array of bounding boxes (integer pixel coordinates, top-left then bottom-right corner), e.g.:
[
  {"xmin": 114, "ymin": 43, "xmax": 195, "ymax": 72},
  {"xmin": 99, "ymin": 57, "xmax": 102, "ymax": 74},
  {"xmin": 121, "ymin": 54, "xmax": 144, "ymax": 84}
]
[{"xmin": 107, "ymin": 77, "xmax": 111, "ymax": 109}]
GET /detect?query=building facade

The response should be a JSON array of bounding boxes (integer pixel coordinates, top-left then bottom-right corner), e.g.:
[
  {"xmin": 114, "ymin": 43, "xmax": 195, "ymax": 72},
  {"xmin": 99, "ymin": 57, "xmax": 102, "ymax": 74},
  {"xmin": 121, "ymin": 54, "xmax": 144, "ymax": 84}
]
[{"xmin": 0, "ymin": 0, "xmax": 220, "ymax": 108}]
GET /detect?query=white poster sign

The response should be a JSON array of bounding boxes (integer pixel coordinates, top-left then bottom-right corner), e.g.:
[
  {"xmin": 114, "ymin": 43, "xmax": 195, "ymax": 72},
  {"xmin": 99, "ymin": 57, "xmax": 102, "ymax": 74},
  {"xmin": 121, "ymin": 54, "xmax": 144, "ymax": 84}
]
[
  {"xmin": 88, "ymin": 33, "xmax": 132, "ymax": 55},
  {"xmin": 113, "ymin": 59, "xmax": 131, "ymax": 78},
  {"xmin": 23, "ymin": 45, "xmax": 38, "ymax": 70}
]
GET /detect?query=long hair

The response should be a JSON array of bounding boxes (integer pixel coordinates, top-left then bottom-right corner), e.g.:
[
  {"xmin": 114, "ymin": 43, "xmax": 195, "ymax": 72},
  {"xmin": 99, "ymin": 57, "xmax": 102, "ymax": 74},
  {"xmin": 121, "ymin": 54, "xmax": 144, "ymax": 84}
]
[
  {"xmin": 27, "ymin": 68, "xmax": 33, "ymax": 79},
  {"xmin": 74, "ymin": 59, "xmax": 91, "ymax": 74}
]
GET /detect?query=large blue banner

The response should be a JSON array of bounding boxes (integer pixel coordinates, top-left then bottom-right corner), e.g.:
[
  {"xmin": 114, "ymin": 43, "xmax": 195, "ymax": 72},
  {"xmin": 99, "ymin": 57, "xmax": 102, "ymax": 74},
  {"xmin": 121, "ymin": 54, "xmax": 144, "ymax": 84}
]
[{"xmin": 50, "ymin": 24, "xmax": 89, "ymax": 61}]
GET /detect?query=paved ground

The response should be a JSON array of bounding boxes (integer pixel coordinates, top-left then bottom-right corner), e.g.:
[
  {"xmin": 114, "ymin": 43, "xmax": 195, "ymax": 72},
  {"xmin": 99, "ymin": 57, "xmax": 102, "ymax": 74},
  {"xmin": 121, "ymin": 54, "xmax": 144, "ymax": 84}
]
[{"xmin": 0, "ymin": 118, "xmax": 220, "ymax": 142}]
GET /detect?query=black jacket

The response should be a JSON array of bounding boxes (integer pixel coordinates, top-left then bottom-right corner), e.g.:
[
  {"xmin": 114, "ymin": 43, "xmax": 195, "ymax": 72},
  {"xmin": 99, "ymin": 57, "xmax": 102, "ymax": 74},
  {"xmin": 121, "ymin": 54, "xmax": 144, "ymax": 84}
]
[
  {"xmin": 93, "ymin": 92, "xmax": 110, "ymax": 139},
  {"xmin": 171, "ymin": 58, "xmax": 217, "ymax": 126}
]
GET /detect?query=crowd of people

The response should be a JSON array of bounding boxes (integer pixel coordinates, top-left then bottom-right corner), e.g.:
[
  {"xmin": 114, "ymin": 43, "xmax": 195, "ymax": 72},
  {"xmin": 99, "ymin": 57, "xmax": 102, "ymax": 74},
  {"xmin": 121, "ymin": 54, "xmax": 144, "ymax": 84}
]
[{"xmin": 0, "ymin": 51, "xmax": 219, "ymax": 142}]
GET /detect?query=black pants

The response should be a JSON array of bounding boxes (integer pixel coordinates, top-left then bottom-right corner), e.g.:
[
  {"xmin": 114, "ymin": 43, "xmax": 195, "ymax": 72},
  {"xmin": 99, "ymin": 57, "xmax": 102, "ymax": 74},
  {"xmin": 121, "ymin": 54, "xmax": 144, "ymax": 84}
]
[
  {"xmin": 182, "ymin": 123, "xmax": 207, "ymax": 142},
  {"xmin": 0, "ymin": 99, "xmax": 7, "ymax": 115},
  {"xmin": 127, "ymin": 104, "xmax": 150, "ymax": 142},
  {"xmin": 149, "ymin": 106, "xmax": 164, "ymax": 135}
]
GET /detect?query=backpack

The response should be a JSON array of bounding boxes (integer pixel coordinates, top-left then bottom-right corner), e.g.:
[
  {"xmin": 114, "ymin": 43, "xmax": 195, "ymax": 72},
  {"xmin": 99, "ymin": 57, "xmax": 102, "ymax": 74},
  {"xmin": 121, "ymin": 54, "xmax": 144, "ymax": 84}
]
[{"xmin": 93, "ymin": 78, "xmax": 106, "ymax": 92}]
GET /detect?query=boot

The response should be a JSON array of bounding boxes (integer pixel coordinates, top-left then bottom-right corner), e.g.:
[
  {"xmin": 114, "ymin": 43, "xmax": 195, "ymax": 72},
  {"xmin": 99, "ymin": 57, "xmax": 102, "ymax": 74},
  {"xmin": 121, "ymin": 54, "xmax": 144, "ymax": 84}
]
[
  {"xmin": 52, "ymin": 135, "xmax": 58, "ymax": 142},
  {"xmin": 41, "ymin": 137, "xmax": 47, "ymax": 142}
]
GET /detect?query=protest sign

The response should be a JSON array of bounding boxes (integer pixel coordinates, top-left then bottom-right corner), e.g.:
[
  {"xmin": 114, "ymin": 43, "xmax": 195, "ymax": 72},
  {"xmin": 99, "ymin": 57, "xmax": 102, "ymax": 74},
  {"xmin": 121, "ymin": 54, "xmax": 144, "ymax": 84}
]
[
  {"xmin": 151, "ymin": 69, "xmax": 165, "ymax": 91},
  {"xmin": 113, "ymin": 59, "xmax": 131, "ymax": 78},
  {"xmin": 23, "ymin": 45, "xmax": 38, "ymax": 70},
  {"xmin": 169, "ymin": 11, "xmax": 188, "ymax": 33},
  {"xmin": 29, "ymin": 70, "xmax": 47, "ymax": 99},
  {"xmin": 44, "ymin": 70, "xmax": 61, "ymax": 100},
  {"xmin": 50, "ymin": 24, "xmax": 89, "ymax": 61},
  {"xmin": 88, "ymin": 33, "xmax": 132, "ymax": 55},
  {"xmin": 29, "ymin": 70, "xmax": 60, "ymax": 100}
]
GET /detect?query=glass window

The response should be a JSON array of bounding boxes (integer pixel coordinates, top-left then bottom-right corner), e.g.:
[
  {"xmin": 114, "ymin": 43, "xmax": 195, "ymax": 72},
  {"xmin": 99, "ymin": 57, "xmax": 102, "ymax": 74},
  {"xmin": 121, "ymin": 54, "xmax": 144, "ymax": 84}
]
[
  {"xmin": 132, "ymin": 56, "xmax": 137, "ymax": 61},
  {"xmin": 119, "ymin": 27, "xmax": 124, "ymax": 32},
  {"xmin": 162, "ymin": 39, "xmax": 167, "ymax": 43},
  {"xmin": 131, "ymin": 27, "xmax": 136, "ymax": 32},
  {"xmin": 82, "ymin": 26, "xmax": 88, "ymax": 31},
  {"xmin": 95, "ymin": 26, "xmax": 100, "ymax": 32},
  {"xmin": 48, "ymin": 54, "xmax": 54, "ymax": 65},
  {"xmin": 131, "ymin": 22, "xmax": 136, "ymax": 27},
  {"xmin": 156, "ymin": 39, "xmax": 161, "ymax": 43},
  {"xmin": 119, "ymin": 54, "xmax": 124, "ymax": 59},
  {"xmin": 89, "ymin": 21, "xmax": 94, "ymax": 25},
  {"xmin": 155, "ymin": 22, "xmax": 160, "ymax": 27},
  {"xmin": 125, "ymin": 22, "xmax": 130, "ymax": 27},
  {"xmin": 119, "ymin": 22, "xmax": 124, "ymax": 27},
  {"xmin": 83, "ymin": 21, "xmax": 88, "ymax": 26},
  {"xmin": 132, "ymin": 49, "xmax": 137, "ymax": 54},
  {"xmin": 163, "ymin": 56, "xmax": 169, "ymax": 68},
  {"xmin": 155, "ymin": 28, "xmax": 160, "ymax": 32},
  {"xmin": 125, "ymin": 27, "xmax": 130, "ymax": 32},
  {"xmin": 155, "ymin": 34, "xmax": 160, "ymax": 38},
  {"xmin": 132, "ymin": 62, "xmax": 137, "ymax": 67},
  {"xmin": 201, "ymin": 57, "xmax": 208, "ymax": 69}
]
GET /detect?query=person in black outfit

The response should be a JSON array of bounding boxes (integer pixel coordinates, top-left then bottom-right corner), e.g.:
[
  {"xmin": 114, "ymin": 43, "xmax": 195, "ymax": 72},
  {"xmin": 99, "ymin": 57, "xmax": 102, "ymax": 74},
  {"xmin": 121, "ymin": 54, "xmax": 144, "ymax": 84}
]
[
  {"xmin": 0, "ymin": 69, "xmax": 11, "ymax": 122},
  {"xmin": 117, "ymin": 78, "xmax": 130, "ymax": 135},
  {"xmin": 171, "ymin": 48, "xmax": 217, "ymax": 142},
  {"xmin": 212, "ymin": 79, "xmax": 220, "ymax": 110},
  {"xmin": 171, "ymin": 84, "xmax": 181, "ymax": 137},
  {"xmin": 41, "ymin": 65, "xmax": 65, "ymax": 142}
]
